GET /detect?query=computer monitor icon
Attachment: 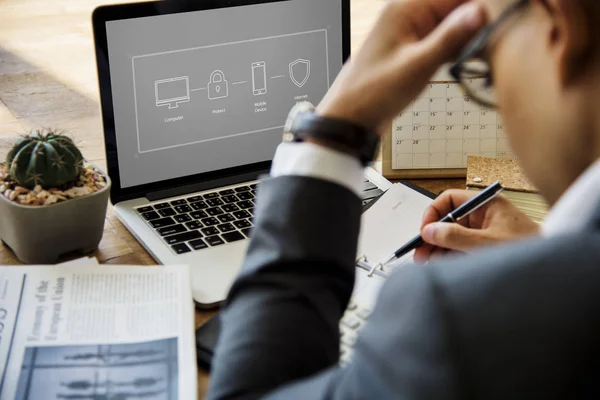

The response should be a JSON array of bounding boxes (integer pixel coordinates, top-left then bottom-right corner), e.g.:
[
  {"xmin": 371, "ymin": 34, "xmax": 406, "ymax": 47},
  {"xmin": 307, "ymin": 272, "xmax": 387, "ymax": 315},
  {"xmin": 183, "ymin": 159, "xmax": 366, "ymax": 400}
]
[{"xmin": 155, "ymin": 76, "xmax": 190, "ymax": 109}]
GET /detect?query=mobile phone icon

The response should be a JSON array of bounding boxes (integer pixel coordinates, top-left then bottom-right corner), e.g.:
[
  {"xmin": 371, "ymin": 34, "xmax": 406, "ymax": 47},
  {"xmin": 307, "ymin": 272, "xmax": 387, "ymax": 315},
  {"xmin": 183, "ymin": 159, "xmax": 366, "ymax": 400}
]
[{"xmin": 252, "ymin": 62, "xmax": 267, "ymax": 96}]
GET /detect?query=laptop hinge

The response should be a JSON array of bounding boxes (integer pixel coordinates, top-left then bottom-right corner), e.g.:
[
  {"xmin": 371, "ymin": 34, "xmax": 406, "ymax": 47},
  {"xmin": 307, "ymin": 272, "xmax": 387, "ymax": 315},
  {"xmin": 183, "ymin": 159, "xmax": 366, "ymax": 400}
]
[{"xmin": 146, "ymin": 169, "xmax": 268, "ymax": 202}]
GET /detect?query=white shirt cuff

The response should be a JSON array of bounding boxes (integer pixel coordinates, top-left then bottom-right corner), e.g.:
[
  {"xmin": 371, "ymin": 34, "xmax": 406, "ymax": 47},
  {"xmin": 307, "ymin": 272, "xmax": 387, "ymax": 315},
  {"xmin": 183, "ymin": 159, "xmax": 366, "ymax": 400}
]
[{"xmin": 270, "ymin": 142, "xmax": 364, "ymax": 196}]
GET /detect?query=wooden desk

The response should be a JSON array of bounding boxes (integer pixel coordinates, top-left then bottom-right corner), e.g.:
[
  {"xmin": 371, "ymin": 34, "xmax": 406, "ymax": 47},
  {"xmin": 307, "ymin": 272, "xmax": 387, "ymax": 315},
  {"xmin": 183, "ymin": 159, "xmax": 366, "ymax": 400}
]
[{"xmin": 0, "ymin": 0, "xmax": 468, "ymax": 398}]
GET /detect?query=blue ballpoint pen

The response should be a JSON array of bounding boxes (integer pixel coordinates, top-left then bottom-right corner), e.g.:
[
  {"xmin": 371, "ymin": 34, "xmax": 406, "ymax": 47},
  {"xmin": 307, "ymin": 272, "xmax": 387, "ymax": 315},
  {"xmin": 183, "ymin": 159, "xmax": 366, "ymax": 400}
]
[{"xmin": 381, "ymin": 181, "xmax": 504, "ymax": 267}]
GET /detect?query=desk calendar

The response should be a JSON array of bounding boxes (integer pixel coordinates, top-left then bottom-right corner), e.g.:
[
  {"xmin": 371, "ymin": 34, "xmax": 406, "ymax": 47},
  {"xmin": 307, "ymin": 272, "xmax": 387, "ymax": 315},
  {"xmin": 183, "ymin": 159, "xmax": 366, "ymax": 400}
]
[{"xmin": 383, "ymin": 81, "xmax": 516, "ymax": 179}]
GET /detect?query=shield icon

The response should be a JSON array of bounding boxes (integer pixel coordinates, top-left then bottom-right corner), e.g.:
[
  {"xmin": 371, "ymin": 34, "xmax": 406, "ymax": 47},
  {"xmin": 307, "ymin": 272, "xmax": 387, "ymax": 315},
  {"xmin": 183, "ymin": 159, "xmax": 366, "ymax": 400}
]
[{"xmin": 289, "ymin": 59, "xmax": 311, "ymax": 88}]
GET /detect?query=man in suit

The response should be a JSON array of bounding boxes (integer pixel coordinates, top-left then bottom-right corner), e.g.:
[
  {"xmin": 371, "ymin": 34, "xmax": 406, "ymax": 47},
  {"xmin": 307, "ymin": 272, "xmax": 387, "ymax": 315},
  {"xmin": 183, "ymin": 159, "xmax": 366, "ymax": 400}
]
[{"xmin": 208, "ymin": 0, "xmax": 600, "ymax": 398}]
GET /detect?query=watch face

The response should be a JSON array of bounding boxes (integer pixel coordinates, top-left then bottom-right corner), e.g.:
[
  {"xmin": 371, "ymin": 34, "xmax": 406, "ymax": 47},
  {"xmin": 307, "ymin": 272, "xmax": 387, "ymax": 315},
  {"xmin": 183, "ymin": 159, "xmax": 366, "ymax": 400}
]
[
  {"xmin": 282, "ymin": 132, "xmax": 294, "ymax": 143},
  {"xmin": 283, "ymin": 101, "xmax": 315, "ymax": 141}
]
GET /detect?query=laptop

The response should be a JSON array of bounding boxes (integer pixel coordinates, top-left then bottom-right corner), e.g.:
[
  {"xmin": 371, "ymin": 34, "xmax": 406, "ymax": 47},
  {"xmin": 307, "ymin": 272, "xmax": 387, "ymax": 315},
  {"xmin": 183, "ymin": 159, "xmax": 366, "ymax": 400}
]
[{"xmin": 92, "ymin": 0, "xmax": 392, "ymax": 308}]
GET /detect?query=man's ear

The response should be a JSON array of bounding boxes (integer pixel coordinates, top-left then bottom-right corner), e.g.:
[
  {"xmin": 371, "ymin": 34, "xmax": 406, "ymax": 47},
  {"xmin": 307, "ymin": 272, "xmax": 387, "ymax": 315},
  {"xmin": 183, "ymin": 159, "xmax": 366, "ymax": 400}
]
[{"xmin": 544, "ymin": 0, "xmax": 592, "ymax": 85}]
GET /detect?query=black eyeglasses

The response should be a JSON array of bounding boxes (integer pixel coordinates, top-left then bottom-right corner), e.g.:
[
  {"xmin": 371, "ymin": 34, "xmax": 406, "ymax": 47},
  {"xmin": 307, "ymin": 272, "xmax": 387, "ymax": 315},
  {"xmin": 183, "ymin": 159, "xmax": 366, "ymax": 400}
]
[{"xmin": 450, "ymin": 0, "xmax": 530, "ymax": 109}]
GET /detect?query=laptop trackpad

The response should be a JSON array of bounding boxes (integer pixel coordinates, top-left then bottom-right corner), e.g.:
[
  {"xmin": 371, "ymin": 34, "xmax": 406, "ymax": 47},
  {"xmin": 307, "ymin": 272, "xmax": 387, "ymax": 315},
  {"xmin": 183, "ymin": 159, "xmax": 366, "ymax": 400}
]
[{"xmin": 189, "ymin": 240, "xmax": 249, "ymax": 307}]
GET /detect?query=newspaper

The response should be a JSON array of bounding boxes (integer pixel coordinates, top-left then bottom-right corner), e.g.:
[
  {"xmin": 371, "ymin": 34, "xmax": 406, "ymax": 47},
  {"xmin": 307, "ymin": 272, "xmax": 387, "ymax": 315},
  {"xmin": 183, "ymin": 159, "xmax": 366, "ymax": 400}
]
[
  {"xmin": 0, "ymin": 262, "xmax": 197, "ymax": 400},
  {"xmin": 56, "ymin": 256, "xmax": 99, "ymax": 267}
]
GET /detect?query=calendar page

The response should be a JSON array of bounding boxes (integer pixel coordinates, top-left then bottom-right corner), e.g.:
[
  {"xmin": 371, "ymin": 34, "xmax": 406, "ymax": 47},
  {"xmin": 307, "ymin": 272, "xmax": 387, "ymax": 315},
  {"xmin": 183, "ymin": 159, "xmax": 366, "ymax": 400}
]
[{"xmin": 392, "ymin": 82, "xmax": 515, "ymax": 170}]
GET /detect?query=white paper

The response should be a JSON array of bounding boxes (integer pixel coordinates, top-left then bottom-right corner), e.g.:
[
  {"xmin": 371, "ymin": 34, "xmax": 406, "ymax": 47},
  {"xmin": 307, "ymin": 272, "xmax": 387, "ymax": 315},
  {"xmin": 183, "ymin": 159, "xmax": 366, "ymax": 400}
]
[
  {"xmin": 0, "ymin": 265, "xmax": 196, "ymax": 400},
  {"xmin": 358, "ymin": 184, "xmax": 433, "ymax": 265},
  {"xmin": 57, "ymin": 256, "xmax": 100, "ymax": 267},
  {"xmin": 352, "ymin": 184, "xmax": 433, "ymax": 306}
]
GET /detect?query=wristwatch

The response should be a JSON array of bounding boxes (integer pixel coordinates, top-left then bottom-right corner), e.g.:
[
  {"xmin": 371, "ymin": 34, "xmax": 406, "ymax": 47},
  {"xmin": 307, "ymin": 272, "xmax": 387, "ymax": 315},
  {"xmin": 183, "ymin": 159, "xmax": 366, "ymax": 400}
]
[{"xmin": 282, "ymin": 102, "xmax": 379, "ymax": 166}]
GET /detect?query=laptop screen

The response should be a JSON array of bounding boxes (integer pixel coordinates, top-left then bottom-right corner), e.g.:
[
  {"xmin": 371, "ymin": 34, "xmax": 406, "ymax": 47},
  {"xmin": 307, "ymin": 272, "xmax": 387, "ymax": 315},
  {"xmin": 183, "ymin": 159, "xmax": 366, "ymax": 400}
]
[{"xmin": 104, "ymin": 0, "xmax": 344, "ymax": 189}]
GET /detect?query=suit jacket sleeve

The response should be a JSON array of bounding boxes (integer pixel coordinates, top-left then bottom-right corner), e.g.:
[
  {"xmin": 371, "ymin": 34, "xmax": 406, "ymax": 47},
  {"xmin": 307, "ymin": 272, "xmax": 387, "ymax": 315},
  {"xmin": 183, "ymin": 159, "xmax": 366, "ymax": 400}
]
[{"xmin": 207, "ymin": 176, "xmax": 460, "ymax": 400}]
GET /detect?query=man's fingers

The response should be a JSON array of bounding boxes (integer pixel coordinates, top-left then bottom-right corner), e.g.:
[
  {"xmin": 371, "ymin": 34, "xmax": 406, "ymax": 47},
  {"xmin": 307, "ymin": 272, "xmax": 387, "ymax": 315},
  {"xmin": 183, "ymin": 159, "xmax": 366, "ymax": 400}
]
[
  {"xmin": 422, "ymin": 222, "xmax": 492, "ymax": 252},
  {"xmin": 414, "ymin": 243, "xmax": 435, "ymax": 264},
  {"xmin": 429, "ymin": 247, "xmax": 449, "ymax": 262},
  {"xmin": 415, "ymin": 0, "xmax": 472, "ymax": 24},
  {"xmin": 416, "ymin": 2, "xmax": 485, "ymax": 66},
  {"xmin": 421, "ymin": 189, "xmax": 480, "ymax": 229},
  {"xmin": 421, "ymin": 204, "xmax": 442, "ymax": 230}
]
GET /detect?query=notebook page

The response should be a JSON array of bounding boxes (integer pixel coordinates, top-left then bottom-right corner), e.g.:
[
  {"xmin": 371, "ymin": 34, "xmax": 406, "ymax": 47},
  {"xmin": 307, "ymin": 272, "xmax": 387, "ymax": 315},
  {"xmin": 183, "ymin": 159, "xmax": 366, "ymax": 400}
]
[
  {"xmin": 357, "ymin": 183, "xmax": 433, "ymax": 266},
  {"xmin": 352, "ymin": 184, "xmax": 433, "ymax": 305}
]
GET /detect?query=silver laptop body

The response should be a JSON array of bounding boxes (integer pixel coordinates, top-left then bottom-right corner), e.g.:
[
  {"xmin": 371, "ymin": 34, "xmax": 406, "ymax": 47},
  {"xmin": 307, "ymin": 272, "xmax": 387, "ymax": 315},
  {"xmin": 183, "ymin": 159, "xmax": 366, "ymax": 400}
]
[{"xmin": 93, "ymin": 0, "xmax": 390, "ymax": 307}]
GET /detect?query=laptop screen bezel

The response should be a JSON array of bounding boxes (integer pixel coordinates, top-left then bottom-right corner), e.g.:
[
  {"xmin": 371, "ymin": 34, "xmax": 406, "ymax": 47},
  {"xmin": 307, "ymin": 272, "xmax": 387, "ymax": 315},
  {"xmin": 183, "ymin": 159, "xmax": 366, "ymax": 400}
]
[{"xmin": 92, "ymin": 0, "xmax": 351, "ymax": 204}]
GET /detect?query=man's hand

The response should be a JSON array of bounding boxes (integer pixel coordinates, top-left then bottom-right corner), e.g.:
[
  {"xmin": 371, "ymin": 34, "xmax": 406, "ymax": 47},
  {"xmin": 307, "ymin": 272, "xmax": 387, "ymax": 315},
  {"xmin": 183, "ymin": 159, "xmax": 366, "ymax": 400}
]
[
  {"xmin": 317, "ymin": 0, "xmax": 485, "ymax": 132},
  {"xmin": 414, "ymin": 190, "xmax": 540, "ymax": 262}
]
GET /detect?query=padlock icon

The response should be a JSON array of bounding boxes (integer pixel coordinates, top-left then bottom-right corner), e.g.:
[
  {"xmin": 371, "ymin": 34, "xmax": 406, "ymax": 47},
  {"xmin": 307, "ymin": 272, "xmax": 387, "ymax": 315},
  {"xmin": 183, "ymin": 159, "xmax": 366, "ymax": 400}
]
[{"xmin": 208, "ymin": 70, "xmax": 229, "ymax": 100}]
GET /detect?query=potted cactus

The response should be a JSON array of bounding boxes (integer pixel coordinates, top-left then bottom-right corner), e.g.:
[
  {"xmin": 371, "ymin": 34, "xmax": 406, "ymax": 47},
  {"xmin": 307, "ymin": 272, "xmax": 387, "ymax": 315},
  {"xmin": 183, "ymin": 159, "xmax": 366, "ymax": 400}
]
[{"xmin": 0, "ymin": 129, "xmax": 111, "ymax": 263}]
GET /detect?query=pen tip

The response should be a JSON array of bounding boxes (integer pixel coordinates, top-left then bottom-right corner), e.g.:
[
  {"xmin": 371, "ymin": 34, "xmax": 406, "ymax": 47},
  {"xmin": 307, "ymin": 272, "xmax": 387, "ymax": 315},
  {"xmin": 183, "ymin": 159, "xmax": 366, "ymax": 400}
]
[{"xmin": 382, "ymin": 255, "xmax": 395, "ymax": 266}]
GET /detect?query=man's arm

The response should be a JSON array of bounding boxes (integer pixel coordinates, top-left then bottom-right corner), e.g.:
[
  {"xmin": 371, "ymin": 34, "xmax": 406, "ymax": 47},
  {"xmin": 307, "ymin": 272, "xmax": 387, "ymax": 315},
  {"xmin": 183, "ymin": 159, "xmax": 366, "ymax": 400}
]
[
  {"xmin": 208, "ymin": 1, "xmax": 485, "ymax": 397},
  {"xmin": 208, "ymin": 175, "xmax": 362, "ymax": 399},
  {"xmin": 207, "ymin": 174, "xmax": 462, "ymax": 400}
]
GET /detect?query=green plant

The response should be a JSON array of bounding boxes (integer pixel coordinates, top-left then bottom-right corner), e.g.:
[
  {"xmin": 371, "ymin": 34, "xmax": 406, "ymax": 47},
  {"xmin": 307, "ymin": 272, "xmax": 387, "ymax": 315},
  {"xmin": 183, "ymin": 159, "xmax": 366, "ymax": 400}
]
[{"xmin": 5, "ymin": 129, "xmax": 84, "ymax": 189}]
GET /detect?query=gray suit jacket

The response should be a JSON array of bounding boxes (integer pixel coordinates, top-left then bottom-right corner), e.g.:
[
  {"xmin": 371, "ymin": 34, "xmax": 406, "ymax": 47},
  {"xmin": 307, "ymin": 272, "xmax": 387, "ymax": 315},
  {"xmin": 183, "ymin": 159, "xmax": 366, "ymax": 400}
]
[{"xmin": 208, "ymin": 176, "xmax": 600, "ymax": 399}]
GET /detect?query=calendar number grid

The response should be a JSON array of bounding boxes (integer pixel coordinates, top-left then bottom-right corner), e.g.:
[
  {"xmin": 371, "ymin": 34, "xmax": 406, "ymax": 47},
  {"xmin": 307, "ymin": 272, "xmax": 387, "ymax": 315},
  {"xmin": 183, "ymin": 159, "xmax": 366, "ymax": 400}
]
[{"xmin": 392, "ymin": 82, "xmax": 514, "ymax": 170}]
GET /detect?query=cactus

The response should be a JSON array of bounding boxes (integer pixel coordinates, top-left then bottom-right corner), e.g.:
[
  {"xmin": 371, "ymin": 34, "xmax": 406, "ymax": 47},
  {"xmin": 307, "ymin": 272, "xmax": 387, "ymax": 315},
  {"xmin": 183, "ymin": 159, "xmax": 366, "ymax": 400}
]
[{"xmin": 5, "ymin": 129, "xmax": 84, "ymax": 189}]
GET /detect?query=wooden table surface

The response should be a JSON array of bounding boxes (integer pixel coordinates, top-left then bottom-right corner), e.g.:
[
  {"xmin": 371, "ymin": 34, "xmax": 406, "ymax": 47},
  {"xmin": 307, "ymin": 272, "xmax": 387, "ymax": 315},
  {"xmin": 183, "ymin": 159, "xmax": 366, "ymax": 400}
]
[{"xmin": 0, "ymin": 0, "xmax": 467, "ymax": 398}]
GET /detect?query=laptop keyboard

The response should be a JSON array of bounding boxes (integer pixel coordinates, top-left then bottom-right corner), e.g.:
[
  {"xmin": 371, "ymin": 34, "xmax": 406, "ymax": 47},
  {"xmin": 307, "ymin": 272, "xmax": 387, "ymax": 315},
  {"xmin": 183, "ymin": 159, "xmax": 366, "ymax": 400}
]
[
  {"xmin": 339, "ymin": 298, "xmax": 371, "ymax": 366},
  {"xmin": 137, "ymin": 180, "xmax": 382, "ymax": 362},
  {"xmin": 135, "ymin": 178, "xmax": 384, "ymax": 255},
  {"xmin": 360, "ymin": 180, "xmax": 384, "ymax": 204},
  {"xmin": 136, "ymin": 184, "xmax": 258, "ymax": 255}
]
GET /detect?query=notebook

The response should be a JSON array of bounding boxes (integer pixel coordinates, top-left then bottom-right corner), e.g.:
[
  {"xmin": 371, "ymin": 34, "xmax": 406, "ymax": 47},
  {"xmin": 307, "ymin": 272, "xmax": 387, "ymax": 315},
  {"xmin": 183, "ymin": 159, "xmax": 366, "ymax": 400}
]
[
  {"xmin": 337, "ymin": 182, "xmax": 436, "ymax": 364},
  {"xmin": 351, "ymin": 182, "xmax": 435, "ymax": 306}
]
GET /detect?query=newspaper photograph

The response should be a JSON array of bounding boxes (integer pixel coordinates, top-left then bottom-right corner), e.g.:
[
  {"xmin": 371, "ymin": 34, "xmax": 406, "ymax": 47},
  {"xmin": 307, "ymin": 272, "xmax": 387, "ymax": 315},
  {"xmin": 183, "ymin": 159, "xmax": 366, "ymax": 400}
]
[{"xmin": 0, "ymin": 264, "xmax": 196, "ymax": 400}]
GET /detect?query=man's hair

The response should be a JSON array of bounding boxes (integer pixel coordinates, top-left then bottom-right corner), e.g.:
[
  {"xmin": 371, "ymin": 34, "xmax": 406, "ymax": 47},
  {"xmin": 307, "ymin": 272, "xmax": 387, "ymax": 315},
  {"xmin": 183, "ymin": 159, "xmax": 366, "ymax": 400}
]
[
  {"xmin": 576, "ymin": 0, "xmax": 600, "ymax": 63},
  {"xmin": 582, "ymin": 0, "xmax": 600, "ymax": 48}
]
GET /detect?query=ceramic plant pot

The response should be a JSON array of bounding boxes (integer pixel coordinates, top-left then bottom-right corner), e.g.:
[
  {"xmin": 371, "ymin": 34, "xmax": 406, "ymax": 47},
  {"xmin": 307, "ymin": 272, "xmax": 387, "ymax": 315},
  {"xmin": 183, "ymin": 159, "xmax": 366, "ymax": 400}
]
[{"xmin": 0, "ymin": 170, "xmax": 111, "ymax": 264}]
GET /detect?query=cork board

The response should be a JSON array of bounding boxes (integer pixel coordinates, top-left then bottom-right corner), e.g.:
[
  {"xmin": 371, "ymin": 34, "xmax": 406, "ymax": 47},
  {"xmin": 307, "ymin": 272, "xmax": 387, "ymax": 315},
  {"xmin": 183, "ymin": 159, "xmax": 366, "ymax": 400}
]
[{"xmin": 466, "ymin": 156, "xmax": 538, "ymax": 193}]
